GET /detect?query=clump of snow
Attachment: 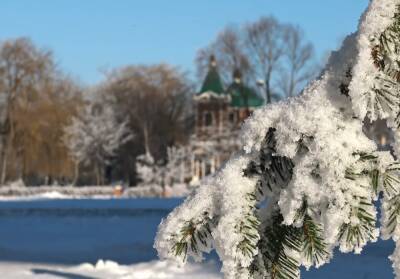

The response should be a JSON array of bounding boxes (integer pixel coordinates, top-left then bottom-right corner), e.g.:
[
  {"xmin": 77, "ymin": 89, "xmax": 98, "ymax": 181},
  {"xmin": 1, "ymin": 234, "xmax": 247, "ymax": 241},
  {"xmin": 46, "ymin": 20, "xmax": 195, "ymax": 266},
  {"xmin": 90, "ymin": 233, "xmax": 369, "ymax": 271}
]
[
  {"xmin": 8, "ymin": 179, "xmax": 25, "ymax": 188},
  {"xmin": 122, "ymin": 260, "xmax": 221, "ymax": 279},
  {"xmin": 36, "ymin": 191, "xmax": 68, "ymax": 199},
  {"xmin": 155, "ymin": 177, "xmax": 219, "ymax": 263},
  {"xmin": 349, "ymin": 0, "xmax": 399, "ymax": 121}
]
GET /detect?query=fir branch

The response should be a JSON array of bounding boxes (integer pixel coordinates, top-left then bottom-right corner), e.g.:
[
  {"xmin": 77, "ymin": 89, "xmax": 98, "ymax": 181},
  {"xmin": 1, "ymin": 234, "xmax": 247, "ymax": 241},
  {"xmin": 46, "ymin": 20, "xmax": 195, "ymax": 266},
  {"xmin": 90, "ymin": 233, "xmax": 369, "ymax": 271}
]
[
  {"xmin": 381, "ymin": 163, "xmax": 400, "ymax": 236},
  {"xmin": 293, "ymin": 200, "xmax": 329, "ymax": 266},
  {"xmin": 245, "ymin": 129, "xmax": 327, "ymax": 278},
  {"xmin": 171, "ymin": 211, "xmax": 213, "ymax": 261},
  {"xmin": 370, "ymin": 169, "xmax": 380, "ymax": 195},
  {"xmin": 339, "ymin": 153, "xmax": 382, "ymax": 251},
  {"xmin": 385, "ymin": 195, "xmax": 400, "ymax": 235},
  {"xmin": 244, "ymin": 128, "xmax": 294, "ymax": 193},
  {"xmin": 382, "ymin": 162, "xmax": 400, "ymax": 197},
  {"xmin": 251, "ymin": 202, "xmax": 328, "ymax": 279},
  {"xmin": 236, "ymin": 193, "xmax": 261, "ymax": 259},
  {"xmin": 302, "ymin": 215, "xmax": 329, "ymax": 266},
  {"xmin": 262, "ymin": 213, "xmax": 302, "ymax": 279},
  {"xmin": 369, "ymin": 4, "xmax": 400, "ymax": 118},
  {"xmin": 352, "ymin": 151, "xmax": 378, "ymax": 162},
  {"xmin": 338, "ymin": 196, "xmax": 376, "ymax": 250},
  {"xmin": 385, "ymin": 195, "xmax": 400, "ymax": 236}
]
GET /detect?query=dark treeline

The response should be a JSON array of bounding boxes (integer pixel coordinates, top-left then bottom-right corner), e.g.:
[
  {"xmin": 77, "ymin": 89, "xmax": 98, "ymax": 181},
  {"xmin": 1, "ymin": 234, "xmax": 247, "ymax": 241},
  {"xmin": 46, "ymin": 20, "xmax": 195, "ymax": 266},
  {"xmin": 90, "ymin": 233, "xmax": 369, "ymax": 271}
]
[{"xmin": 0, "ymin": 16, "xmax": 317, "ymax": 186}]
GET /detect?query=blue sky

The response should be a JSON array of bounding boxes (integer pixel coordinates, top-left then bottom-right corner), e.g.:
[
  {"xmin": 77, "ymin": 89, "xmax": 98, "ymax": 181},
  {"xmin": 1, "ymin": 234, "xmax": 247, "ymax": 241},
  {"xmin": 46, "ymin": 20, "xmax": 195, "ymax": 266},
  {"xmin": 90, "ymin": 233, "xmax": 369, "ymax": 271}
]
[{"xmin": 0, "ymin": 0, "xmax": 369, "ymax": 85}]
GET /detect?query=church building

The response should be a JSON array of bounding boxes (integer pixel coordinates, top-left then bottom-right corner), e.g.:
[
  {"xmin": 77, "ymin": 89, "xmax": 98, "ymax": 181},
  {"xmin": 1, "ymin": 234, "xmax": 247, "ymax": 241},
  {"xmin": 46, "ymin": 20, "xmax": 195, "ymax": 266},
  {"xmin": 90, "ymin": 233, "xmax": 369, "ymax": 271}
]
[{"xmin": 183, "ymin": 55, "xmax": 264, "ymax": 184}]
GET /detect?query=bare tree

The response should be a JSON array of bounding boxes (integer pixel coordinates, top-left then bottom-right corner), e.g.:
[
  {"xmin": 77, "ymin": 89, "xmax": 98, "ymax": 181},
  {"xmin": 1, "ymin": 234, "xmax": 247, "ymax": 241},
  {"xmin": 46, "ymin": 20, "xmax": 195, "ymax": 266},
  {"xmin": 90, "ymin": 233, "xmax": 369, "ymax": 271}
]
[
  {"xmin": 278, "ymin": 25, "xmax": 316, "ymax": 98},
  {"xmin": 105, "ymin": 65, "xmax": 190, "ymax": 157},
  {"xmin": 15, "ymin": 77, "xmax": 82, "ymax": 185},
  {"xmin": 0, "ymin": 38, "xmax": 54, "ymax": 184},
  {"xmin": 196, "ymin": 17, "xmax": 317, "ymax": 102},
  {"xmin": 196, "ymin": 26, "xmax": 252, "ymax": 85},
  {"xmin": 100, "ymin": 64, "xmax": 191, "ymax": 185},
  {"xmin": 245, "ymin": 16, "xmax": 285, "ymax": 103}
]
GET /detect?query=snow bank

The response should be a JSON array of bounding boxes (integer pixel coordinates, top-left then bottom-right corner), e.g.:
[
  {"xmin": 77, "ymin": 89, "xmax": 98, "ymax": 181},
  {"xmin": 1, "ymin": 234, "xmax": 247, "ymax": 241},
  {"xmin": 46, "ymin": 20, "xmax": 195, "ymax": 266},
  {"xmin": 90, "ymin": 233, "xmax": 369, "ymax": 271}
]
[
  {"xmin": 0, "ymin": 260, "xmax": 222, "ymax": 279},
  {"xmin": 0, "ymin": 184, "xmax": 190, "ymax": 200}
]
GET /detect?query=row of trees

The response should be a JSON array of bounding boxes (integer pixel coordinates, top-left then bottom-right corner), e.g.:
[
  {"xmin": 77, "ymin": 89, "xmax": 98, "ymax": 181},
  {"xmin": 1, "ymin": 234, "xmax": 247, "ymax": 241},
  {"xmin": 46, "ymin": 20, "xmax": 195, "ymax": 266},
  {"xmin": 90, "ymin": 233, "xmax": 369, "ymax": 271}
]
[
  {"xmin": 0, "ymin": 16, "xmax": 317, "ymax": 186},
  {"xmin": 0, "ymin": 38, "xmax": 82, "ymax": 185},
  {"xmin": 0, "ymin": 38, "xmax": 191, "ymax": 186}
]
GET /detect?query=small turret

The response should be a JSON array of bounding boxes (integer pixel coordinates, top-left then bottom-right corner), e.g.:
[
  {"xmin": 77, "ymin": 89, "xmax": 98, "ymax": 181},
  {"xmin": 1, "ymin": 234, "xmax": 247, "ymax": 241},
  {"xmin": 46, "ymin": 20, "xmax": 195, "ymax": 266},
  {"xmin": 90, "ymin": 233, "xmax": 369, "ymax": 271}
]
[
  {"xmin": 233, "ymin": 68, "xmax": 242, "ymax": 84},
  {"xmin": 197, "ymin": 55, "xmax": 225, "ymax": 96},
  {"xmin": 209, "ymin": 54, "xmax": 217, "ymax": 68}
]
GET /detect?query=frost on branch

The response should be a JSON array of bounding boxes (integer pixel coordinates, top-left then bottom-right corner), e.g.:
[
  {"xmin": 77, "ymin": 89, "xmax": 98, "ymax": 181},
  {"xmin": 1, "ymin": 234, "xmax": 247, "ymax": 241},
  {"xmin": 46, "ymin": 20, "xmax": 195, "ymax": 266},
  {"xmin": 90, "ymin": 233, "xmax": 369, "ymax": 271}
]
[{"xmin": 155, "ymin": 1, "xmax": 400, "ymax": 278}]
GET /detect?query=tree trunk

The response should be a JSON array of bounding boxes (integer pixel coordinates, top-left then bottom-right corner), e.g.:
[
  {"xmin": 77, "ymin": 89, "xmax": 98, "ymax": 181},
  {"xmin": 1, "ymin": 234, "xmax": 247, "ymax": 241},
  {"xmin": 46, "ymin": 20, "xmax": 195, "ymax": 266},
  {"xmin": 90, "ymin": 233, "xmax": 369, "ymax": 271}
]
[
  {"xmin": 95, "ymin": 163, "xmax": 100, "ymax": 186},
  {"xmin": 288, "ymin": 69, "xmax": 295, "ymax": 98},
  {"xmin": 265, "ymin": 71, "xmax": 272, "ymax": 104},
  {"xmin": 73, "ymin": 162, "xmax": 79, "ymax": 186},
  {"xmin": 16, "ymin": 144, "xmax": 24, "ymax": 181},
  {"xmin": 0, "ymin": 145, "xmax": 8, "ymax": 185},
  {"xmin": 143, "ymin": 124, "xmax": 151, "ymax": 157},
  {"xmin": 0, "ymin": 131, "xmax": 12, "ymax": 185},
  {"xmin": 1, "ymin": 110, "xmax": 15, "ymax": 185}
]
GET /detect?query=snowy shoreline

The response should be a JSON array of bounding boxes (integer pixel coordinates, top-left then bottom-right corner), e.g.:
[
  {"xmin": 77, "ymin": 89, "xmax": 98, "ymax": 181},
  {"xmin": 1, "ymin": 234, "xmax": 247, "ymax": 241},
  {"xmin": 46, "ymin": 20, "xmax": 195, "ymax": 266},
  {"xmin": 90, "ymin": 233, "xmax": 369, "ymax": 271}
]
[
  {"xmin": 0, "ymin": 260, "xmax": 222, "ymax": 279},
  {"xmin": 0, "ymin": 184, "xmax": 190, "ymax": 200}
]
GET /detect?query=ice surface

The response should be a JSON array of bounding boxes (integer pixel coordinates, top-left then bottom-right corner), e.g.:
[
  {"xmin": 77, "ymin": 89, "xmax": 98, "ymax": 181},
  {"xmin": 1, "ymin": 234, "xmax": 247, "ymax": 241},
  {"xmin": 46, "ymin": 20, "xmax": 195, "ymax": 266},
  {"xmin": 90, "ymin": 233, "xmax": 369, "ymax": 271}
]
[{"xmin": 0, "ymin": 198, "xmax": 396, "ymax": 278}]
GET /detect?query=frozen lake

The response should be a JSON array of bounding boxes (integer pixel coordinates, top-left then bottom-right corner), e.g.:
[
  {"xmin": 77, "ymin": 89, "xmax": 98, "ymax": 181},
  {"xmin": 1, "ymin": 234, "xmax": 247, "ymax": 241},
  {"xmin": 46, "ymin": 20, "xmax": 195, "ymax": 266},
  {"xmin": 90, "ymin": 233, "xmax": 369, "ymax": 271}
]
[
  {"xmin": 0, "ymin": 198, "xmax": 396, "ymax": 278},
  {"xmin": 0, "ymin": 198, "xmax": 184, "ymax": 265}
]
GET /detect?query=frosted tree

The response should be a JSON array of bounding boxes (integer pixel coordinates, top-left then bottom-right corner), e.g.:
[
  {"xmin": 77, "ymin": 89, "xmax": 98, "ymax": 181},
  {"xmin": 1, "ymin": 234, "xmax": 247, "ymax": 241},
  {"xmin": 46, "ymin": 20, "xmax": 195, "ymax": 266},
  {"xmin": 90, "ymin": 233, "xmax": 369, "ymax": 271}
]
[
  {"xmin": 162, "ymin": 146, "xmax": 189, "ymax": 186},
  {"xmin": 155, "ymin": 1, "xmax": 400, "ymax": 278},
  {"xmin": 64, "ymin": 102, "xmax": 132, "ymax": 185},
  {"xmin": 136, "ymin": 153, "xmax": 158, "ymax": 186},
  {"xmin": 136, "ymin": 146, "xmax": 187, "ymax": 188}
]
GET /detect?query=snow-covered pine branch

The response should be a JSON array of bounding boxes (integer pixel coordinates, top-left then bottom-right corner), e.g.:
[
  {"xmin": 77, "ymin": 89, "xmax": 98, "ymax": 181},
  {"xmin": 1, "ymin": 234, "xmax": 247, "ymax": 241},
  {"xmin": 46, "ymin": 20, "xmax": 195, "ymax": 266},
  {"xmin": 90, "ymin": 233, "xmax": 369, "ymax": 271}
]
[
  {"xmin": 155, "ymin": 1, "xmax": 400, "ymax": 278},
  {"xmin": 64, "ymin": 101, "xmax": 133, "ymax": 185}
]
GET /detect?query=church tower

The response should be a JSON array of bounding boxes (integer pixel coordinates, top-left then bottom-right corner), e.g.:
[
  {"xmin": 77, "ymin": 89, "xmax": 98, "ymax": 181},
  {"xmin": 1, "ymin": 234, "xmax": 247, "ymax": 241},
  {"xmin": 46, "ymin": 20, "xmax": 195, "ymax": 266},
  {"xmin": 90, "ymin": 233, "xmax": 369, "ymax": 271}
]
[{"xmin": 193, "ymin": 55, "xmax": 230, "ymax": 138}]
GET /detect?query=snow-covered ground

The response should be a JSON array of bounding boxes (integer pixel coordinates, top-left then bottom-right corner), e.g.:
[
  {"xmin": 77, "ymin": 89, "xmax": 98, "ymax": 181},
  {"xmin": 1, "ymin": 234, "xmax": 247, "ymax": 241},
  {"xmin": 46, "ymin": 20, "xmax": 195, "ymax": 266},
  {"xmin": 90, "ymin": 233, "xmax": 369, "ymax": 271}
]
[
  {"xmin": 0, "ymin": 184, "xmax": 191, "ymax": 199},
  {"xmin": 0, "ymin": 198, "xmax": 396, "ymax": 278},
  {"xmin": 0, "ymin": 260, "xmax": 222, "ymax": 279}
]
